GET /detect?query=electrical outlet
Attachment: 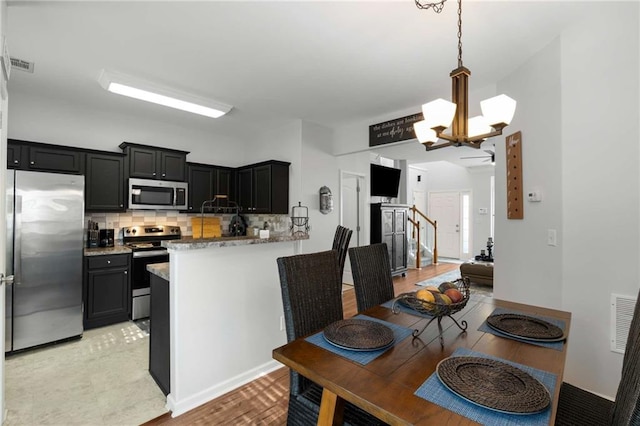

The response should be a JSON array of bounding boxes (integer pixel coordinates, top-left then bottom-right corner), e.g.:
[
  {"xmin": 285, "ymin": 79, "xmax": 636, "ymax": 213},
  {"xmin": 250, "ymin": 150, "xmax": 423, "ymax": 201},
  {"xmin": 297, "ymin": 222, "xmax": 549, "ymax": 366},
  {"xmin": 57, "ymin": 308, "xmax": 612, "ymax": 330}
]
[
  {"xmin": 280, "ymin": 315, "xmax": 285, "ymax": 331},
  {"xmin": 547, "ymin": 229, "xmax": 557, "ymax": 246}
]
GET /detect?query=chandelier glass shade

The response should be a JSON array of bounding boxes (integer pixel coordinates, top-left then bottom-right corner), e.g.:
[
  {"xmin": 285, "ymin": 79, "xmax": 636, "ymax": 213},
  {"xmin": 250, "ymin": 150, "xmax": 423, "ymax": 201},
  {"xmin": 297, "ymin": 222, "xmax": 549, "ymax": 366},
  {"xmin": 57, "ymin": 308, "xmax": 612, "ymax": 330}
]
[{"xmin": 413, "ymin": 0, "xmax": 516, "ymax": 150}]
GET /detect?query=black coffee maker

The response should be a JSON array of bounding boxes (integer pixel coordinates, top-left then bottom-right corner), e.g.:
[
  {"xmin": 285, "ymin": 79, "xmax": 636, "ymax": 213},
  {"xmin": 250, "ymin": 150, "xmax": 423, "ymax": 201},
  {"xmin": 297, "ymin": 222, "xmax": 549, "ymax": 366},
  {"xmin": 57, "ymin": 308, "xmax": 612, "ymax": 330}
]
[{"xmin": 99, "ymin": 229, "xmax": 115, "ymax": 247}]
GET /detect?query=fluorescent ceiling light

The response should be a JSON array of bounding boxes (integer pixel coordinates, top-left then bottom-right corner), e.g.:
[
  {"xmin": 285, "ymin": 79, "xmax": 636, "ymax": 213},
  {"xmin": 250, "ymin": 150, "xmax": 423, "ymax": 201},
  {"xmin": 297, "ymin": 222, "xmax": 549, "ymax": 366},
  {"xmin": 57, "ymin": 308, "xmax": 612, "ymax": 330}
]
[{"xmin": 98, "ymin": 69, "xmax": 232, "ymax": 119}]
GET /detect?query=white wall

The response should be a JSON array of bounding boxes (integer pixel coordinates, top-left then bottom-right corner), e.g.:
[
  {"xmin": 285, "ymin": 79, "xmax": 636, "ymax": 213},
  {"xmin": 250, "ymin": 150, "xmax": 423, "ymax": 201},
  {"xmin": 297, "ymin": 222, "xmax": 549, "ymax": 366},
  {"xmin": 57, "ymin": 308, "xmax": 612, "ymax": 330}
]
[
  {"xmin": 299, "ymin": 121, "xmax": 339, "ymax": 254},
  {"xmin": 8, "ymin": 91, "xmax": 249, "ymax": 165},
  {"xmin": 496, "ymin": 4, "xmax": 639, "ymax": 398},
  {"xmin": 494, "ymin": 35, "xmax": 563, "ymax": 307},
  {"xmin": 559, "ymin": 5, "xmax": 639, "ymax": 397}
]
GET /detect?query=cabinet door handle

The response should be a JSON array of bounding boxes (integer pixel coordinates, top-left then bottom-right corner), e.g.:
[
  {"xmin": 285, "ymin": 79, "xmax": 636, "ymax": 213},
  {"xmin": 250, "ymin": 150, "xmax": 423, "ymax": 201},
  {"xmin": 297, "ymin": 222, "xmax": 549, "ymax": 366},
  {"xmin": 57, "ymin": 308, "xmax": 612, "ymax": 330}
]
[
  {"xmin": 13, "ymin": 160, "xmax": 18, "ymax": 164},
  {"xmin": 30, "ymin": 161, "xmax": 35, "ymax": 165},
  {"xmin": 153, "ymin": 172, "xmax": 156, "ymax": 176},
  {"xmin": 107, "ymin": 260, "xmax": 111, "ymax": 264},
  {"xmin": 162, "ymin": 173, "xmax": 166, "ymax": 177},
  {"xmin": 124, "ymin": 271, "xmax": 128, "ymax": 275},
  {"xmin": 120, "ymin": 204, "xmax": 124, "ymax": 208}
]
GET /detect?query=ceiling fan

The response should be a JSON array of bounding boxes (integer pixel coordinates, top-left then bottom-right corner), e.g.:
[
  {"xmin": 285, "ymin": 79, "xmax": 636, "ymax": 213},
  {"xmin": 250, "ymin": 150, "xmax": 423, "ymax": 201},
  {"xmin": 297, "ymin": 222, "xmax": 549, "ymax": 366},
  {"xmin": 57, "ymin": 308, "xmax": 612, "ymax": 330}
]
[{"xmin": 460, "ymin": 148, "xmax": 495, "ymax": 163}]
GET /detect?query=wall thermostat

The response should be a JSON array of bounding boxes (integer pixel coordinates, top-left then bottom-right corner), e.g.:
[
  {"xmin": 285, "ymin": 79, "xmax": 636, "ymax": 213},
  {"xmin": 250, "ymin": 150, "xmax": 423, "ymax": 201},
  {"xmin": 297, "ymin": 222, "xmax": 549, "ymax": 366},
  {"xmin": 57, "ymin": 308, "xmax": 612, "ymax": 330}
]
[{"xmin": 527, "ymin": 190, "xmax": 542, "ymax": 202}]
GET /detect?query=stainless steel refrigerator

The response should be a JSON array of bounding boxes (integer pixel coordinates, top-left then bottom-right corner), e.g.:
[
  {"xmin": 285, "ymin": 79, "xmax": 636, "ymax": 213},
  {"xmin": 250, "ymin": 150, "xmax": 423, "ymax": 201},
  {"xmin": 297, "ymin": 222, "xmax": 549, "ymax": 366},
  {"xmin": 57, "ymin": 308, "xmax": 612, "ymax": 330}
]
[{"xmin": 5, "ymin": 170, "xmax": 84, "ymax": 352}]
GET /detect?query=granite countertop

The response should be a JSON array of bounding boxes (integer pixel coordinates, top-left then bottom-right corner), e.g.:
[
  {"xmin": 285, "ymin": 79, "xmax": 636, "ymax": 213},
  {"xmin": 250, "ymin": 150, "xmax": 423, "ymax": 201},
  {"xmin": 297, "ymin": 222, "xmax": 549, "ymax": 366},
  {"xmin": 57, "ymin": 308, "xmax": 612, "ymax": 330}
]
[
  {"xmin": 147, "ymin": 262, "xmax": 170, "ymax": 281},
  {"xmin": 84, "ymin": 246, "xmax": 132, "ymax": 256},
  {"xmin": 162, "ymin": 233, "xmax": 309, "ymax": 251}
]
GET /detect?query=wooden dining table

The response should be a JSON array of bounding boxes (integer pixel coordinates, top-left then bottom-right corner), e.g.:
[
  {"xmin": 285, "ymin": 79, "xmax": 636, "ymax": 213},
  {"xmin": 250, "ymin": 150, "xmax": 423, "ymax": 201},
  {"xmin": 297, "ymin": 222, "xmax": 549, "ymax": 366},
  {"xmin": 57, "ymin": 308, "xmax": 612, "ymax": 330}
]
[{"xmin": 272, "ymin": 295, "xmax": 571, "ymax": 425}]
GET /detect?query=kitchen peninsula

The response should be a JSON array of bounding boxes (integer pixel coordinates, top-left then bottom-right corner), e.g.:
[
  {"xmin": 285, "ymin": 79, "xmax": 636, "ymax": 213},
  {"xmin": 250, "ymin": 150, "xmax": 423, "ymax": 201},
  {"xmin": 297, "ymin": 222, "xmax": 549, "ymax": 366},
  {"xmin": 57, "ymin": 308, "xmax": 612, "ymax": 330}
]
[{"xmin": 150, "ymin": 233, "xmax": 308, "ymax": 417}]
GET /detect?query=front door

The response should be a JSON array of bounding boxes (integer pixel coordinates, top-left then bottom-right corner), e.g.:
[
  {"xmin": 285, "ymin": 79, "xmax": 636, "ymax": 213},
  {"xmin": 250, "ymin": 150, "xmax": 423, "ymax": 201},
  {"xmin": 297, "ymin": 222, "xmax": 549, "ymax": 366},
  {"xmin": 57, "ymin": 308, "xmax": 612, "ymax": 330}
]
[{"xmin": 428, "ymin": 191, "xmax": 461, "ymax": 259}]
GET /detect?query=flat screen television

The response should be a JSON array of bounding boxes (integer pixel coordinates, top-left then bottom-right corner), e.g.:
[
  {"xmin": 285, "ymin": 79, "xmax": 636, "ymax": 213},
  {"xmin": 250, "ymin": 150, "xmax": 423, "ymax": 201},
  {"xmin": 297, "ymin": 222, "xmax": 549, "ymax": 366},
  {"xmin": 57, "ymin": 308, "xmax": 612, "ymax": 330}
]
[{"xmin": 370, "ymin": 164, "xmax": 401, "ymax": 198}]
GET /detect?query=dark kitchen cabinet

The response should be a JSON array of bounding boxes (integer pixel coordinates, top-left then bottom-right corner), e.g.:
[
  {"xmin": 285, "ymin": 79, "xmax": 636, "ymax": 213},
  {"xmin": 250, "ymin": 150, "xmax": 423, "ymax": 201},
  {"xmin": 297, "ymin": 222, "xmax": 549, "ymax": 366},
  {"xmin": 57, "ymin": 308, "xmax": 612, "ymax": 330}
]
[
  {"xmin": 186, "ymin": 163, "xmax": 237, "ymax": 212},
  {"xmin": 83, "ymin": 254, "xmax": 131, "ymax": 330},
  {"xmin": 216, "ymin": 167, "xmax": 235, "ymax": 208},
  {"xmin": 370, "ymin": 203, "xmax": 408, "ymax": 277},
  {"xmin": 149, "ymin": 273, "xmax": 170, "ymax": 396},
  {"xmin": 119, "ymin": 142, "xmax": 188, "ymax": 181},
  {"xmin": 236, "ymin": 161, "xmax": 290, "ymax": 214},
  {"xmin": 8, "ymin": 139, "xmax": 84, "ymax": 174},
  {"xmin": 85, "ymin": 152, "xmax": 125, "ymax": 212},
  {"xmin": 186, "ymin": 163, "xmax": 215, "ymax": 212},
  {"xmin": 7, "ymin": 140, "xmax": 27, "ymax": 169}
]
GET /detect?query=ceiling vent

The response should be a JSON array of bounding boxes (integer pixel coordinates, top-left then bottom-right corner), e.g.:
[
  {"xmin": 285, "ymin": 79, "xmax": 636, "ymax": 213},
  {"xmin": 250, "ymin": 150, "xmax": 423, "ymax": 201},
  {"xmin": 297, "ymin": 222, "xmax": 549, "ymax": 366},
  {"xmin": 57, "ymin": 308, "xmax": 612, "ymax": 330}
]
[
  {"xmin": 10, "ymin": 57, "xmax": 34, "ymax": 73},
  {"xmin": 611, "ymin": 293, "xmax": 637, "ymax": 354}
]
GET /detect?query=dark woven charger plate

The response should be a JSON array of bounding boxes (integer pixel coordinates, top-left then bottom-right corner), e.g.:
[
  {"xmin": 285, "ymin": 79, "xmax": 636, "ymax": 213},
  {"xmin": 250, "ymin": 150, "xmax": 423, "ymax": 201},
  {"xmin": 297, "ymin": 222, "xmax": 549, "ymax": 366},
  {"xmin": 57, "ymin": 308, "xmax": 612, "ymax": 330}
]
[
  {"xmin": 487, "ymin": 313, "xmax": 564, "ymax": 341},
  {"xmin": 323, "ymin": 319, "xmax": 394, "ymax": 351},
  {"xmin": 436, "ymin": 356, "xmax": 551, "ymax": 414}
]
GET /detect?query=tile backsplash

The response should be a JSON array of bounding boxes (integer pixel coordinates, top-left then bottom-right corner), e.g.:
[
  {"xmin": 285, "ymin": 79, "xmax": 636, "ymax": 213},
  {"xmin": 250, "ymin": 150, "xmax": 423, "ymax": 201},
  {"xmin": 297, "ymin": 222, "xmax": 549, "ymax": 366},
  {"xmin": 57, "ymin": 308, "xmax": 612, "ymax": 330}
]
[{"xmin": 86, "ymin": 211, "xmax": 291, "ymax": 242}]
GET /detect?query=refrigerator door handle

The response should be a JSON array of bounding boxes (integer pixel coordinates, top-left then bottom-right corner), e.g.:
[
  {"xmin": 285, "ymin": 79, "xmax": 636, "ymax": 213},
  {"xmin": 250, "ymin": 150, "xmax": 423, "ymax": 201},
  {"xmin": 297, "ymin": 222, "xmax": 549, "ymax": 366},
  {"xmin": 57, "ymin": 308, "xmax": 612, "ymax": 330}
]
[
  {"xmin": 0, "ymin": 274, "xmax": 14, "ymax": 285},
  {"xmin": 14, "ymin": 194, "xmax": 22, "ymax": 286}
]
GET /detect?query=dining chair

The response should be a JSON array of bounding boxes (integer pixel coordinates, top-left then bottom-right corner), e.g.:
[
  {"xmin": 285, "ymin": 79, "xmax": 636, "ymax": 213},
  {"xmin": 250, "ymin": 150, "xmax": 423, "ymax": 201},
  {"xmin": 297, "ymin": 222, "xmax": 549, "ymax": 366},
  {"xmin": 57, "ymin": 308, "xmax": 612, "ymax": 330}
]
[
  {"xmin": 348, "ymin": 243, "xmax": 395, "ymax": 313},
  {"xmin": 555, "ymin": 287, "xmax": 640, "ymax": 425},
  {"xmin": 277, "ymin": 250, "xmax": 386, "ymax": 426},
  {"xmin": 332, "ymin": 225, "xmax": 353, "ymax": 281}
]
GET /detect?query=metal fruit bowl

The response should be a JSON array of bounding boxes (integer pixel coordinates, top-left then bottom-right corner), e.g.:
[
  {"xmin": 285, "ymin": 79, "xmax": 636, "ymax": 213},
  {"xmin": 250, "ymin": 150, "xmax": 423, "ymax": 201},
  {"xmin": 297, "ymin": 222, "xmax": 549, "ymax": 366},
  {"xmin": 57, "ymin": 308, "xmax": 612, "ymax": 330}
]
[
  {"xmin": 394, "ymin": 277, "xmax": 470, "ymax": 317},
  {"xmin": 391, "ymin": 277, "xmax": 471, "ymax": 345}
]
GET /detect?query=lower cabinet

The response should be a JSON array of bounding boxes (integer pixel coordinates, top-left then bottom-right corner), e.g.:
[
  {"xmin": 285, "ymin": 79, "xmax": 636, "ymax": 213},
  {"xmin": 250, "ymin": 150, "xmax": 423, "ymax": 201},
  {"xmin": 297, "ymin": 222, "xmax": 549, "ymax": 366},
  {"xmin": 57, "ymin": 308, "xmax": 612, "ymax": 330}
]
[
  {"xmin": 83, "ymin": 254, "xmax": 131, "ymax": 330},
  {"xmin": 149, "ymin": 274, "xmax": 170, "ymax": 396}
]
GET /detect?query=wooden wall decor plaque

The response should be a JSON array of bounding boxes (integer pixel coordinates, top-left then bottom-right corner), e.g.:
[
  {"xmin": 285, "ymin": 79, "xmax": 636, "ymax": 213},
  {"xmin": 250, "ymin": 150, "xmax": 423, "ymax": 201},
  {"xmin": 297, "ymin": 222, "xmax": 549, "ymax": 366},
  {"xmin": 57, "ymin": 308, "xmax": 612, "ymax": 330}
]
[{"xmin": 506, "ymin": 131, "xmax": 523, "ymax": 219}]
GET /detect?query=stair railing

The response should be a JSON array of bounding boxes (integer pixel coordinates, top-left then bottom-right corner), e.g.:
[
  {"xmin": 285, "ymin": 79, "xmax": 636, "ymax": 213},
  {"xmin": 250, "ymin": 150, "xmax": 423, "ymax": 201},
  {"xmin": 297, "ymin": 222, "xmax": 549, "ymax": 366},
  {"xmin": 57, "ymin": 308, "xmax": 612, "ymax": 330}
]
[{"xmin": 408, "ymin": 205, "xmax": 438, "ymax": 267}]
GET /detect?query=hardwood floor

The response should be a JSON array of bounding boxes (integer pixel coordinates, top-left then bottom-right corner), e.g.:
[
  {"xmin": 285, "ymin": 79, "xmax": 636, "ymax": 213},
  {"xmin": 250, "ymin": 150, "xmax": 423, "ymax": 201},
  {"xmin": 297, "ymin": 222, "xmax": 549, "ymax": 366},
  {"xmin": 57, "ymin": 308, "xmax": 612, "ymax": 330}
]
[{"xmin": 142, "ymin": 263, "xmax": 460, "ymax": 425}]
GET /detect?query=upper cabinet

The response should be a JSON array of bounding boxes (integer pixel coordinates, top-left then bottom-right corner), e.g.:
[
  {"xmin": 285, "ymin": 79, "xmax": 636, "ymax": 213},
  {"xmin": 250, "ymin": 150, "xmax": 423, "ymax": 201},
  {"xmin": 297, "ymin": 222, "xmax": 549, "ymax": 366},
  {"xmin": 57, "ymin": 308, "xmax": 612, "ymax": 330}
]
[
  {"xmin": 8, "ymin": 140, "xmax": 84, "ymax": 174},
  {"xmin": 186, "ymin": 163, "xmax": 236, "ymax": 212},
  {"xmin": 85, "ymin": 152, "xmax": 125, "ymax": 212},
  {"xmin": 236, "ymin": 161, "xmax": 290, "ymax": 214},
  {"xmin": 119, "ymin": 142, "xmax": 188, "ymax": 182}
]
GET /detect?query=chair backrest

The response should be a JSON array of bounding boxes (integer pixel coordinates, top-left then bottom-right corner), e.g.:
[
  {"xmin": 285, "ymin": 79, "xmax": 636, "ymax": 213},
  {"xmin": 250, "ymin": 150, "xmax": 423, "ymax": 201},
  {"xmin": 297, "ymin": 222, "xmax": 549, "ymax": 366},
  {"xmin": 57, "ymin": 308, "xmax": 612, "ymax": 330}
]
[
  {"xmin": 277, "ymin": 250, "xmax": 344, "ymax": 395},
  {"xmin": 332, "ymin": 225, "xmax": 353, "ymax": 281},
  {"xmin": 348, "ymin": 243, "xmax": 395, "ymax": 313},
  {"xmin": 610, "ymin": 287, "xmax": 640, "ymax": 424}
]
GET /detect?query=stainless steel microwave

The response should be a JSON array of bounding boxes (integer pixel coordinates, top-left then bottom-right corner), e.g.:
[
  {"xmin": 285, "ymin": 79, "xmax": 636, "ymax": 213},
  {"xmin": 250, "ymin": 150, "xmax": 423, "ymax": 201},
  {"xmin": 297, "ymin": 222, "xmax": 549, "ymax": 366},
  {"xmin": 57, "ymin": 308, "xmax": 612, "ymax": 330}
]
[{"xmin": 128, "ymin": 178, "xmax": 188, "ymax": 210}]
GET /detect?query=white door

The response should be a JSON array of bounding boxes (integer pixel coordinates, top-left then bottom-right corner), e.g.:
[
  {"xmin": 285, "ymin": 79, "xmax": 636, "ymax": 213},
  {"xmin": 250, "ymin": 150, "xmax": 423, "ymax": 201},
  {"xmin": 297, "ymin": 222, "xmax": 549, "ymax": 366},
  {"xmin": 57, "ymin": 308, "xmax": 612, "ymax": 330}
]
[
  {"xmin": 340, "ymin": 171, "xmax": 365, "ymax": 284},
  {"xmin": 428, "ymin": 191, "xmax": 461, "ymax": 259}
]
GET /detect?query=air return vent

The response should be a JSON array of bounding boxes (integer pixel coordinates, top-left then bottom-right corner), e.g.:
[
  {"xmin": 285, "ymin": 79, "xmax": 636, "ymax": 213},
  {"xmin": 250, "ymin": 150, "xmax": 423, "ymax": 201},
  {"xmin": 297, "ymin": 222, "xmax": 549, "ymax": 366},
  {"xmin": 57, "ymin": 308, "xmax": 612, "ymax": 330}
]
[
  {"xmin": 10, "ymin": 57, "xmax": 34, "ymax": 73},
  {"xmin": 611, "ymin": 293, "xmax": 637, "ymax": 354}
]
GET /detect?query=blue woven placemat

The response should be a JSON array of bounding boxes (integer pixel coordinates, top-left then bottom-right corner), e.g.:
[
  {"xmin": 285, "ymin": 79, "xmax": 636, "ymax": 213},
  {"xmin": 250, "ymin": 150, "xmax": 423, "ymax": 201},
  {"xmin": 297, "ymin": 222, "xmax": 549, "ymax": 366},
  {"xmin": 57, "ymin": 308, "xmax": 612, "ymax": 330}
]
[
  {"xmin": 478, "ymin": 307, "xmax": 566, "ymax": 351},
  {"xmin": 305, "ymin": 315, "xmax": 413, "ymax": 365},
  {"xmin": 415, "ymin": 347, "xmax": 557, "ymax": 426}
]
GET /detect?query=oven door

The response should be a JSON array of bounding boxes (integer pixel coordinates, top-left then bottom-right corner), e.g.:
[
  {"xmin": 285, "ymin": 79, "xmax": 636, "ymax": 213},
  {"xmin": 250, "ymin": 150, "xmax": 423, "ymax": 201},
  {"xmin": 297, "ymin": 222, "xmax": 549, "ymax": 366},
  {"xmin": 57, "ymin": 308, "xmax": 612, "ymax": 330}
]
[{"xmin": 131, "ymin": 250, "xmax": 169, "ymax": 320}]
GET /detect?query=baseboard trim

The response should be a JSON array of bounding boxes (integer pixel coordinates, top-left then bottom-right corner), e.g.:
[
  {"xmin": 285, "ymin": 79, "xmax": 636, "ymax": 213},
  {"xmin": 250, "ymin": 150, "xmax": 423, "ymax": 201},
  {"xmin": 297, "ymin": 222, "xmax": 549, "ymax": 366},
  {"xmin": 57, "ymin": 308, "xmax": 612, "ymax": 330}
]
[{"xmin": 167, "ymin": 360, "xmax": 283, "ymax": 417}]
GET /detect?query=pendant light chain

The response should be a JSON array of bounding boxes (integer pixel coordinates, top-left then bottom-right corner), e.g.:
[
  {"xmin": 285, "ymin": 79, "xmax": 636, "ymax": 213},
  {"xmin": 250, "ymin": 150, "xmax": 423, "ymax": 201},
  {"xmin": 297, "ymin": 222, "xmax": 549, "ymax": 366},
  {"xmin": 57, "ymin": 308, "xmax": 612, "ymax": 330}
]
[{"xmin": 457, "ymin": 0, "xmax": 463, "ymax": 68}]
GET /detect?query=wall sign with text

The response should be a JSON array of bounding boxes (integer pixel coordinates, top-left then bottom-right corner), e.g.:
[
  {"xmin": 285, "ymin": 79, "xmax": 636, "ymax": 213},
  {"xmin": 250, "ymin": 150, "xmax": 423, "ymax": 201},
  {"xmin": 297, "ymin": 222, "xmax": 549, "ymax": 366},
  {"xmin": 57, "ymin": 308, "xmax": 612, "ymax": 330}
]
[{"xmin": 369, "ymin": 112, "xmax": 423, "ymax": 147}]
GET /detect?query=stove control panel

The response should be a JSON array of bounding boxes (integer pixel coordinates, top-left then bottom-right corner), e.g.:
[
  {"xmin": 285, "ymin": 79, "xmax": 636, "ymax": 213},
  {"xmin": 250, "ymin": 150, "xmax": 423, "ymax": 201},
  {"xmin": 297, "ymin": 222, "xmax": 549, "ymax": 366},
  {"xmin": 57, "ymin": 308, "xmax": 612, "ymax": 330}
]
[{"xmin": 123, "ymin": 225, "xmax": 181, "ymax": 237}]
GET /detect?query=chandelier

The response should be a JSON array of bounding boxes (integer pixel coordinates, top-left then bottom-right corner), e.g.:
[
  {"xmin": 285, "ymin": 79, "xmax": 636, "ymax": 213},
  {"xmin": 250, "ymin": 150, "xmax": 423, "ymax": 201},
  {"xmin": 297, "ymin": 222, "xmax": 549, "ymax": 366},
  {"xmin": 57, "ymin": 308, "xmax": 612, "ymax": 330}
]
[{"xmin": 413, "ymin": 0, "xmax": 516, "ymax": 151}]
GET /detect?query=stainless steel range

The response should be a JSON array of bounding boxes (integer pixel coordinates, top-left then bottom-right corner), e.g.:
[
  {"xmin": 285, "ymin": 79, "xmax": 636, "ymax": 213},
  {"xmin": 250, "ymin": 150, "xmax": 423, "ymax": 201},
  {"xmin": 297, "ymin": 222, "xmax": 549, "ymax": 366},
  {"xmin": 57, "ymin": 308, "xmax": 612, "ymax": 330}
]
[{"xmin": 123, "ymin": 225, "xmax": 181, "ymax": 320}]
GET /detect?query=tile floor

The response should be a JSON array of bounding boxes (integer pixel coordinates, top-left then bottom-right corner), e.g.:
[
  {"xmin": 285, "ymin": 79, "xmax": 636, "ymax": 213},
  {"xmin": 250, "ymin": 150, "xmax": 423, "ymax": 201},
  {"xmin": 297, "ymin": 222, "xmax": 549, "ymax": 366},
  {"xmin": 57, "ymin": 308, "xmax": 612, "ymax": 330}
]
[{"xmin": 4, "ymin": 321, "xmax": 168, "ymax": 425}]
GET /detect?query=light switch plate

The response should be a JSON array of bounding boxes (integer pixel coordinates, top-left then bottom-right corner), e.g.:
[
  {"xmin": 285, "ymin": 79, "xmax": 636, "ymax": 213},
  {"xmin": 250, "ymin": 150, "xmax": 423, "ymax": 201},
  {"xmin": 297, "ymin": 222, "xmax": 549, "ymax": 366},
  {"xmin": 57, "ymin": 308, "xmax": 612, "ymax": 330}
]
[{"xmin": 547, "ymin": 229, "xmax": 557, "ymax": 246}]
